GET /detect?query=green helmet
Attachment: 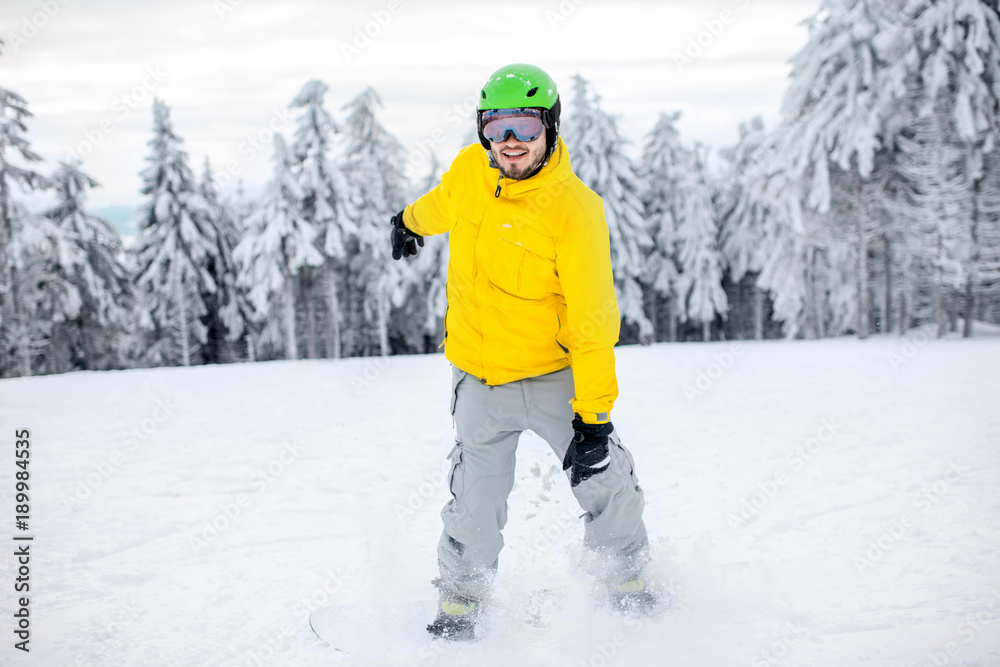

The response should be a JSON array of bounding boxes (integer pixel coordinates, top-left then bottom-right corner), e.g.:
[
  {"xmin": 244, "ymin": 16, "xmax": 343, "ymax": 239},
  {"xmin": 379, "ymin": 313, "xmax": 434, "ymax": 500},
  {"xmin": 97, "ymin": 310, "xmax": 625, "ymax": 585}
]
[
  {"xmin": 477, "ymin": 63, "xmax": 561, "ymax": 155},
  {"xmin": 478, "ymin": 63, "xmax": 559, "ymax": 111}
]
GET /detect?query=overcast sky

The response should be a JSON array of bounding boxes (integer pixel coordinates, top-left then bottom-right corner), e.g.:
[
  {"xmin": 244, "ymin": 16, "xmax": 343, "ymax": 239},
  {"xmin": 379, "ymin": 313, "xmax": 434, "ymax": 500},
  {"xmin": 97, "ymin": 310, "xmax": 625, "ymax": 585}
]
[{"xmin": 2, "ymin": 0, "xmax": 818, "ymax": 229}]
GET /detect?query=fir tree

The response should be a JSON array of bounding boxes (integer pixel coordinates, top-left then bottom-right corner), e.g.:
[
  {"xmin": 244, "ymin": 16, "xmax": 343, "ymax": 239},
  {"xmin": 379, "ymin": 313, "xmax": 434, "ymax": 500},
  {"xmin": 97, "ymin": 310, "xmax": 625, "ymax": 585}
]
[
  {"xmin": 222, "ymin": 177, "xmax": 259, "ymax": 360},
  {"xmin": 639, "ymin": 112, "xmax": 682, "ymax": 341},
  {"xmin": 674, "ymin": 145, "xmax": 728, "ymax": 341},
  {"xmin": 562, "ymin": 74, "xmax": 654, "ymax": 343},
  {"xmin": 891, "ymin": 0, "xmax": 1000, "ymax": 336},
  {"xmin": 43, "ymin": 161, "xmax": 131, "ymax": 372},
  {"xmin": 133, "ymin": 99, "xmax": 239, "ymax": 367},
  {"xmin": 234, "ymin": 134, "xmax": 323, "ymax": 361},
  {"xmin": 716, "ymin": 117, "xmax": 774, "ymax": 339},
  {"xmin": 394, "ymin": 155, "xmax": 447, "ymax": 353},
  {"xmin": 0, "ymin": 52, "xmax": 52, "ymax": 376},
  {"xmin": 639, "ymin": 111, "xmax": 726, "ymax": 341},
  {"xmin": 289, "ymin": 80, "xmax": 353, "ymax": 358},
  {"xmin": 198, "ymin": 157, "xmax": 245, "ymax": 362},
  {"xmin": 338, "ymin": 87, "xmax": 407, "ymax": 357},
  {"xmin": 763, "ymin": 0, "xmax": 905, "ymax": 337},
  {"xmin": 718, "ymin": 117, "xmax": 772, "ymax": 285}
]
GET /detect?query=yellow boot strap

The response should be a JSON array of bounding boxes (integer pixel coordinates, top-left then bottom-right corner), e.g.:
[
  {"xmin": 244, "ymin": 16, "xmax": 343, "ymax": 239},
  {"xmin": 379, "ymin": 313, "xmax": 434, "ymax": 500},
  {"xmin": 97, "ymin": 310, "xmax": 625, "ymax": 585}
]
[
  {"xmin": 614, "ymin": 578, "xmax": 645, "ymax": 594},
  {"xmin": 440, "ymin": 600, "xmax": 476, "ymax": 616}
]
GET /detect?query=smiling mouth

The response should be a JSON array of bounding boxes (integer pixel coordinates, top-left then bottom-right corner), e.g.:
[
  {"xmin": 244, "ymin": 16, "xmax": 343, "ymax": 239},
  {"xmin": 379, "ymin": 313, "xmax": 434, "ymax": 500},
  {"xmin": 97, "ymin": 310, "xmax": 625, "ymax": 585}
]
[{"xmin": 502, "ymin": 150, "xmax": 527, "ymax": 160}]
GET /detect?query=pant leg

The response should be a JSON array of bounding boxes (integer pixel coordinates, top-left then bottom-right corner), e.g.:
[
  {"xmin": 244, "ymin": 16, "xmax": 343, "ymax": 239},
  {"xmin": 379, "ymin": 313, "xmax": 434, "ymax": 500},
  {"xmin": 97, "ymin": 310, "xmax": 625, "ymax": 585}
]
[
  {"xmin": 436, "ymin": 366, "xmax": 528, "ymax": 601},
  {"xmin": 525, "ymin": 367, "xmax": 650, "ymax": 583}
]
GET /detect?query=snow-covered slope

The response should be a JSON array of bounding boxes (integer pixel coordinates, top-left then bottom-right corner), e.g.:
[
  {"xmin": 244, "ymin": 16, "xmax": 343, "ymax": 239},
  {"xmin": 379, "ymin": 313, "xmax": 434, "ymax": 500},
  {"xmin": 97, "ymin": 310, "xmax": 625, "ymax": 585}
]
[{"xmin": 2, "ymin": 335, "xmax": 999, "ymax": 666}]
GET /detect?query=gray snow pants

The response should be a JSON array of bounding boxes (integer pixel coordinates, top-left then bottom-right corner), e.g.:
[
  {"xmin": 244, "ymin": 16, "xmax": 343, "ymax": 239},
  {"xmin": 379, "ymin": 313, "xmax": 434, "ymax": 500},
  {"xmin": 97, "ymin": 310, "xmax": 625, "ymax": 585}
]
[{"xmin": 436, "ymin": 365, "xmax": 649, "ymax": 601}]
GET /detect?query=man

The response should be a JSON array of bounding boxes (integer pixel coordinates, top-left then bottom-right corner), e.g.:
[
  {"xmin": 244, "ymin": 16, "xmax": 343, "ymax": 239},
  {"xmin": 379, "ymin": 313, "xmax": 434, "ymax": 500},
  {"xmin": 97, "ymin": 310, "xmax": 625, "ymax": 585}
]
[{"xmin": 390, "ymin": 63, "xmax": 654, "ymax": 640}]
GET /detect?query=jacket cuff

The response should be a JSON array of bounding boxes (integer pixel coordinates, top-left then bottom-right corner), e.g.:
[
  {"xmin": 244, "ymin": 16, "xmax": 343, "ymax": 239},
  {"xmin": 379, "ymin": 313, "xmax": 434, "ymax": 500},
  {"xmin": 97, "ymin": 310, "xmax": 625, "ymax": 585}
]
[
  {"xmin": 402, "ymin": 206, "xmax": 413, "ymax": 229},
  {"xmin": 576, "ymin": 411, "xmax": 611, "ymax": 425}
]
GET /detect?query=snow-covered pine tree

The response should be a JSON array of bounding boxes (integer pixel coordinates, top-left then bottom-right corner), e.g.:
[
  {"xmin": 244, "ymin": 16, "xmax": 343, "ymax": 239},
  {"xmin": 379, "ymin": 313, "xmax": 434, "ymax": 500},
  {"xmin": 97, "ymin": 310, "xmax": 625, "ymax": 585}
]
[
  {"xmin": 43, "ymin": 161, "xmax": 131, "ymax": 372},
  {"xmin": 0, "ymin": 57, "xmax": 53, "ymax": 376},
  {"xmin": 640, "ymin": 111, "xmax": 728, "ymax": 341},
  {"xmin": 201, "ymin": 158, "xmax": 242, "ymax": 266},
  {"xmin": 763, "ymin": 0, "xmax": 906, "ymax": 338},
  {"xmin": 674, "ymin": 144, "xmax": 729, "ymax": 341},
  {"xmin": 639, "ymin": 112, "xmax": 682, "ymax": 342},
  {"xmin": 337, "ymin": 87, "xmax": 407, "ymax": 357},
  {"xmin": 289, "ymin": 80, "xmax": 353, "ymax": 359},
  {"xmin": 393, "ymin": 154, "xmax": 448, "ymax": 353},
  {"xmin": 890, "ymin": 0, "xmax": 1000, "ymax": 336},
  {"xmin": 778, "ymin": 0, "xmax": 906, "ymax": 216},
  {"xmin": 133, "ymin": 99, "xmax": 239, "ymax": 367},
  {"xmin": 977, "ymin": 148, "xmax": 1000, "ymax": 322},
  {"xmin": 234, "ymin": 134, "xmax": 323, "ymax": 361},
  {"xmin": 198, "ymin": 157, "xmax": 245, "ymax": 362},
  {"xmin": 224, "ymin": 178, "xmax": 259, "ymax": 360},
  {"xmin": 228, "ymin": 178, "xmax": 256, "ymax": 227},
  {"xmin": 416, "ymin": 154, "xmax": 449, "ymax": 351},
  {"xmin": 716, "ymin": 117, "xmax": 776, "ymax": 339},
  {"xmin": 894, "ymin": 108, "xmax": 970, "ymax": 336},
  {"xmin": 826, "ymin": 161, "xmax": 895, "ymax": 337},
  {"xmin": 562, "ymin": 74, "xmax": 654, "ymax": 343}
]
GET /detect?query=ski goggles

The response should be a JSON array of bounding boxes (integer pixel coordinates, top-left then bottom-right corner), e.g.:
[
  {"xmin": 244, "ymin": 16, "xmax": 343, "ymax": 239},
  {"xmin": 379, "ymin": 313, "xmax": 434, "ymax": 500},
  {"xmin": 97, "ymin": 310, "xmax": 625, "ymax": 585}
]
[{"xmin": 479, "ymin": 108, "xmax": 545, "ymax": 143}]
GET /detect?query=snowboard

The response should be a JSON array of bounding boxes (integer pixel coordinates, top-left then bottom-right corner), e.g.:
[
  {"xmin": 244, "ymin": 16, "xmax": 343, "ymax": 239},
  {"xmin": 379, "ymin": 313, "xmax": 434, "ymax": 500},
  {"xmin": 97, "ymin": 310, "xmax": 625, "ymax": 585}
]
[
  {"xmin": 308, "ymin": 599, "xmax": 439, "ymax": 658},
  {"xmin": 307, "ymin": 589, "xmax": 579, "ymax": 657}
]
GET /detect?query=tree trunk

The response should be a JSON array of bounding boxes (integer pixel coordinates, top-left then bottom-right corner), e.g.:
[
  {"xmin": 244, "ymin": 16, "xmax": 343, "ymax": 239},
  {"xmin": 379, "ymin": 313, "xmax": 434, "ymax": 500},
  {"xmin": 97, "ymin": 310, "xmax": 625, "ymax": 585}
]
[
  {"xmin": 883, "ymin": 236, "xmax": 892, "ymax": 335},
  {"xmin": 803, "ymin": 248, "xmax": 815, "ymax": 339},
  {"xmin": 934, "ymin": 234, "xmax": 947, "ymax": 338},
  {"xmin": 964, "ymin": 172, "xmax": 981, "ymax": 339},
  {"xmin": 667, "ymin": 297, "xmax": 677, "ymax": 343},
  {"xmin": 18, "ymin": 321, "xmax": 31, "ymax": 376},
  {"xmin": 282, "ymin": 270, "xmax": 298, "ymax": 361},
  {"xmin": 898, "ymin": 240, "xmax": 911, "ymax": 336},
  {"xmin": 79, "ymin": 304, "xmax": 99, "ymax": 370},
  {"xmin": 0, "ymin": 164, "xmax": 11, "ymax": 356},
  {"xmin": 963, "ymin": 278, "xmax": 974, "ymax": 338},
  {"xmin": 856, "ymin": 228, "xmax": 869, "ymax": 340},
  {"xmin": 753, "ymin": 284, "xmax": 764, "ymax": 340},
  {"xmin": 812, "ymin": 247, "xmax": 826, "ymax": 339},
  {"xmin": 702, "ymin": 319, "xmax": 711, "ymax": 342},
  {"xmin": 299, "ymin": 268, "xmax": 316, "ymax": 359},
  {"xmin": 734, "ymin": 280, "xmax": 743, "ymax": 341},
  {"xmin": 49, "ymin": 324, "xmax": 65, "ymax": 375},
  {"xmin": 176, "ymin": 270, "xmax": 191, "ymax": 367},
  {"xmin": 11, "ymin": 267, "xmax": 31, "ymax": 377},
  {"xmin": 325, "ymin": 260, "xmax": 342, "ymax": 359},
  {"xmin": 935, "ymin": 284, "xmax": 948, "ymax": 339},
  {"xmin": 647, "ymin": 288, "xmax": 659, "ymax": 343},
  {"xmin": 948, "ymin": 292, "xmax": 959, "ymax": 333},
  {"xmin": 378, "ymin": 287, "xmax": 390, "ymax": 357},
  {"xmin": 898, "ymin": 291, "xmax": 907, "ymax": 336}
]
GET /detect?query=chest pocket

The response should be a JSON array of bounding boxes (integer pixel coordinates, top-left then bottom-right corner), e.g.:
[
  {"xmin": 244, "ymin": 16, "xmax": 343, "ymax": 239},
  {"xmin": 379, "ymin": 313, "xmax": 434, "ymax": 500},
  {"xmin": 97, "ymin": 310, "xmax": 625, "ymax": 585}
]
[
  {"xmin": 486, "ymin": 218, "xmax": 558, "ymax": 300},
  {"xmin": 451, "ymin": 197, "xmax": 485, "ymax": 282}
]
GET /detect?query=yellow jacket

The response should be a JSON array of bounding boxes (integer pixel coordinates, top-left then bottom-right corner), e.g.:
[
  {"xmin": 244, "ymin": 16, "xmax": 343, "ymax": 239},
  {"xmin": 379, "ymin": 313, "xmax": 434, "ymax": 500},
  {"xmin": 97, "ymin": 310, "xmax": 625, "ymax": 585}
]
[{"xmin": 404, "ymin": 137, "xmax": 620, "ymax": 424}]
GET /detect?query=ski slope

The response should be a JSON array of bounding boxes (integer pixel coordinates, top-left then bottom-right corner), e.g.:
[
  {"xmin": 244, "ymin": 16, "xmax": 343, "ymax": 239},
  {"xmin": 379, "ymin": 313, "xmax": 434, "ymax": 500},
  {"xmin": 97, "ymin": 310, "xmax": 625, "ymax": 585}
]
[{"xmin": 2, "ymin": 330, "xmax": 999, "ymax": 667}]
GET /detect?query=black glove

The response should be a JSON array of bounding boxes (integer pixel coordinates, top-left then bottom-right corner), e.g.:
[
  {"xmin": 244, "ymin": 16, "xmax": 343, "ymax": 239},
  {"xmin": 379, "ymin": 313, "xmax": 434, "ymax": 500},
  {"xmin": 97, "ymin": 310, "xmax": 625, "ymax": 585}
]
[
  {"xmin": 390, "ymin": 210, "xmax": 423, "ymax": 260},
  {"xmin": 562, "ymin": 415, "xmax": 614, "ymax": 487}
]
